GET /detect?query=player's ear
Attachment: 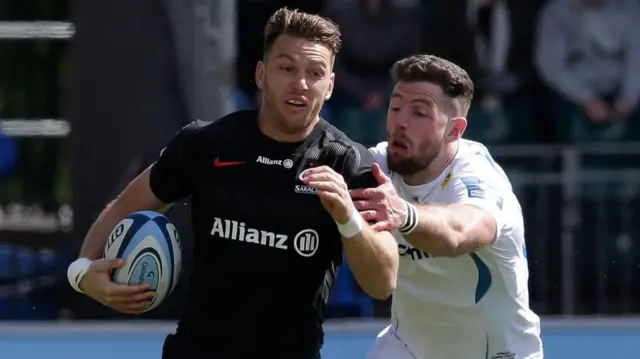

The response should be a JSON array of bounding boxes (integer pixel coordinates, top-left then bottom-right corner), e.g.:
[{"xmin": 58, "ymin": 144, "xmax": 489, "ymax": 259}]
[
  {"xmin": 325, "ymin": 72, "xmax": 335, "ymax": 101},
  {"xmin": 447, "ymin": 117, "xmax": 467, "ymax": 141},
  {"xmin": 255, "ymin": 61, "xmax": 265, "ymax": 91}
]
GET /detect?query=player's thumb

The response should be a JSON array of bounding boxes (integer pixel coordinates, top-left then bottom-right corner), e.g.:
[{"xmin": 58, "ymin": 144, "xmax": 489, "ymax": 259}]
[
  {"xmin": 93, "ymin": 258, "xmax": 125, "ymax": 272},
  {"xmin": 372, "ymin": 163, "xmax": 391, "ymax": 185}
]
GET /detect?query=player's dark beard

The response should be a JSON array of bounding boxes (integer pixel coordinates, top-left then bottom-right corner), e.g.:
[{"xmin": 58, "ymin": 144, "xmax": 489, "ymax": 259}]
[{"xmin": 387, "ymin": 143, "xmax": 440, "ymax": 176}]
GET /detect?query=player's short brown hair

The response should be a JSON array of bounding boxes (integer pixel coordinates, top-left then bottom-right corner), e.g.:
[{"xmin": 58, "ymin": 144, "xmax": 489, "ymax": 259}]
[
  {"xmin": 263, "ymin": 8, "xmax": 342, "ymax": 56},
  {"xmin": 391, "ymin": 55, "xmax": 474, "ymax": 115}
]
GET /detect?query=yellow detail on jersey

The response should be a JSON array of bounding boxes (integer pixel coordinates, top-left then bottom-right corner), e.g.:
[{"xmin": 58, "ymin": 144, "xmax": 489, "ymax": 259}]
[
  {"xmin": 441, "ymin": 172, "xmax": 453, "ymax": 189},
  {"xmin": 158, "ymin": 203, "xmax": 174, "ymax": 213}
]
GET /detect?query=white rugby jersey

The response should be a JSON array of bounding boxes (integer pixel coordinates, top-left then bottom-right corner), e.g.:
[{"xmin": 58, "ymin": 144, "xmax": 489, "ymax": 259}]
[{"xmin": 370, "ymin": 140, "xmax": 543, "ymax": 359}]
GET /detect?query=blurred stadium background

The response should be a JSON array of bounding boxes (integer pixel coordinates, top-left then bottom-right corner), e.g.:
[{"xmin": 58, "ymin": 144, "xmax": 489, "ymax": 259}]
[{"xmin": 2, "ymin": 0, "xmax": 640, "ymax": 357}]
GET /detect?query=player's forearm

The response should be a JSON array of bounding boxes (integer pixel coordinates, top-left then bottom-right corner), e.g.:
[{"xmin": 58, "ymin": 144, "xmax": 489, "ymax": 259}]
[
  {"xmin": 404, "ymin": 204, "xmax": 477, "ymax": 257},
  {"xmin": 342, "ymin": 225, "xmax": 398, "ymax": 300},
  {"xmin": 79, "ymin": 200, "xmax": 128, "ymax": 259},
  {"xmin": 80, "ymin": 199, "xmax": 171, "ymax": 259},
  {"xmin": 79, "ymin": 168, "xmax": 167, "ymax": 259}
]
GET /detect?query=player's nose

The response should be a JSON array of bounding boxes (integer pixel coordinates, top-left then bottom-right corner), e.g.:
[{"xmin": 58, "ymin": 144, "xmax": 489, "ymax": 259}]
[
  {"xmin": 291, "ymin": 76, "xmax": 309, "ymax": 92},
  {"xmin": 391, "ymin": 113, "xmax": 409, "ymax": 130}
]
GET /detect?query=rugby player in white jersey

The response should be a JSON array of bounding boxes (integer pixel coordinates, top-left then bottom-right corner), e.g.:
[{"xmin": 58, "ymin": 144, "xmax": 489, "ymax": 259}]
[{"xmin": 350, "ymin": 55, "xmax": 543, "ymax": 359}]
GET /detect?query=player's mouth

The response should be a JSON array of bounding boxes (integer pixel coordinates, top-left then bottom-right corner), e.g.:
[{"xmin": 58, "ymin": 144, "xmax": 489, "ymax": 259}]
[
  {"xmin": 285, "ymin": 98, "xmax": 308, "ymax": 111},
  {"xmin": 390, "ymin": 139, "xmax": 410, "ymax": 151}
]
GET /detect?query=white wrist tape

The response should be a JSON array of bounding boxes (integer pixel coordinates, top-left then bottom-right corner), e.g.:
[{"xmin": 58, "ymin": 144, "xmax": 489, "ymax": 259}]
[
  {"xmin": 67, "ymin": 258, "xmax": 93, "ymax": 293},
  {"xmin": 336, "ymin": 210, "xmax": 364, "ymax": 238},
  {"xmin": 400, "ymin": 200, "xmax": 419, "ymax": 235}
]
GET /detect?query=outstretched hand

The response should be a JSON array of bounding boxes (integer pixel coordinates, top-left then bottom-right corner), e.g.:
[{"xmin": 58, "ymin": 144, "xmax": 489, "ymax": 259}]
[{"xmin": 349, "ymin": 163, "xmax": 407, "ymax": 232}]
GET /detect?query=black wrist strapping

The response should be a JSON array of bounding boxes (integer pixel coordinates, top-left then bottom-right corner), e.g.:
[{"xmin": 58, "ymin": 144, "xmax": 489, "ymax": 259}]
[{"xmin": 399, "ymin": 200, "xmax": 418, "ymax": 234}]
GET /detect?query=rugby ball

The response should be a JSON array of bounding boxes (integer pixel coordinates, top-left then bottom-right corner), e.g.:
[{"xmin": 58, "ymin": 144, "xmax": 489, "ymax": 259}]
[{"xmin": 103, "ymin": 211, "xmax": 182, "ymax": 313}]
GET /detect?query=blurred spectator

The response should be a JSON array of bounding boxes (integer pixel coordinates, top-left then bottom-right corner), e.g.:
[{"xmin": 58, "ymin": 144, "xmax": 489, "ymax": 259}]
[
  {"xmin": 536, "ymin": 0, "xmax": 640, "ymax": 142},
  {"xmin": 327, "ymin": 0, "xmax": 423, "ymax": 146},
  {"xmin": 424, "ymin": 0, "xmax": 538, "ymax": 143}
]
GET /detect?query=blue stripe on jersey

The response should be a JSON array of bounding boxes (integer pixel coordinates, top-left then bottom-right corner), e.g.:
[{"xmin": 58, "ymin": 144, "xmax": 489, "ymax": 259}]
[
  {"xmin": 152, "ymin": 216, "xmax": 176, "ymax": 292},
  {"xmin": 470, "ymin": 253, "xmax": 492, "ymax": 303}
]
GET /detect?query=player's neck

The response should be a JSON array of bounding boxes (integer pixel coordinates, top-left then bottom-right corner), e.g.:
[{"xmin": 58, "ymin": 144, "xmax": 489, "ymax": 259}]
[
  {"xmin": 403, "ymin": 142, "xmax": 458, "ymax": 186},
  {"xmin": 257, "ymin": 110, "xmax": 319, "ymax": 143}
]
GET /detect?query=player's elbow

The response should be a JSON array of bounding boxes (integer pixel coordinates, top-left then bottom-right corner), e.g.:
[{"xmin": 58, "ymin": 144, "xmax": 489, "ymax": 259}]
[
  {"xmin": 371, "ymin": 258, "xmax": 398, "ymax": 299},
  {"xmin": 444, "ymin": 234, "xmax": 468, "ymax": 258},
  {"xmin": 381, "ymin": 276, "xmax": 397, "ymax": 299}
]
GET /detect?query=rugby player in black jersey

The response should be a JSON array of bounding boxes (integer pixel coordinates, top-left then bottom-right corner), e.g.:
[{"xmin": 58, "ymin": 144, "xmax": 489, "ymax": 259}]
[{"xmin": 67, "ymin": 8, "xmax": 399, "ymax": 359}]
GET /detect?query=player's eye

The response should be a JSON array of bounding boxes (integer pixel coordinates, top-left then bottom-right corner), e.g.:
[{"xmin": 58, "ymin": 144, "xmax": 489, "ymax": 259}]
[
  {"xmin": 279, "ymin": 66, "xmax": 292, "ymax": 72},
  {"xmin": 413, "ymin": 107, "xmax": 429, "ymax": 117},
  {"xmin": 389, "ymin": 107, "xmax": 400, "ymax": 113}
]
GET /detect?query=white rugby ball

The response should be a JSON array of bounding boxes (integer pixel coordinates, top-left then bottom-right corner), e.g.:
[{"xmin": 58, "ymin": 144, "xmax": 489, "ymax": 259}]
[{"xmin": 103, "ymin": 211, "xmax": 182, "ymax": 313}]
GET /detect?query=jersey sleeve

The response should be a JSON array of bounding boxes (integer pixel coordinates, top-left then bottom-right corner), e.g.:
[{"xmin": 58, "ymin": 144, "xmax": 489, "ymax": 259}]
[
  {"xmin": 344, "ymin": 143, "xmax": 378, "ymax": 190},
  {"xmin": 149, "ymin": 123, "xmax": 197, "ymax": 204},
  {"xmin": 445, "ymin": 174, "xmax": 506, "ymax": 241},
  {"xmin": 368, "ymin": 141, "xmax": 390, "ymax": 174}
]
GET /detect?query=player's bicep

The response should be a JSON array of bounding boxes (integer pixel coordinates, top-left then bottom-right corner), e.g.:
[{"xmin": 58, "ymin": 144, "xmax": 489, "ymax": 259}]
[
  {"xmin": 448, "ymin": 176, "xmax": 504, "ymax": 249},
  {"xmin": 114, "ymin": 167, "xmax": 168, "ymax": 212},
  {"xmin": 148, "ymin": 124, "xmax": 196, "ymax": 203},
  {"xmin": 450, "ymin": 203, "xmax": 498, "ymax": 250}
]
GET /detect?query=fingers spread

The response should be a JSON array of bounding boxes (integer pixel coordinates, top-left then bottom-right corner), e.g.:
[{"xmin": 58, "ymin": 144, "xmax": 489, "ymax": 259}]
[
  {"xmin": 106, "ymin": 283, "xmax": 151, "ymax": 297},
  {"xmin": 371, "ymin": 222, "xmax": 393, "ymax": 232},
  {"xmin": 108, "ymin": 290, "xmax": 156, "ymax": 304},
  {"xmin": 360, "ymin": 210, "xmax": 378, "ymax": 221},
  {"xmin": 301, "ymin": 165, "xmax": 337, "ymax": 177},
  {"xmin": 317, "ymin": 190, "xmax": 342, "ymax": 202},
  {"xmin": 307, "ymin": 181, "xmax": 339, "ymax": 193},
  {"xmin": 303, "ymin": 172, "xmax": 332, "ymax": 183},
  {"xmin": 350, "ymin": 187, "xmax": 382, "ymax": 199},
  {"xmin": 126, "ymin": 301, "xmax": 152, "ymax": 311},
  {"xmin": 105, "ymin": 289, "xmax": 155, "ymax": 314},
  {"xmin": 92, "ymin": 258, "xmax": 125, "ymax": 272},
  {"xmin": 302, "ymin": 167, "xmax": 345, "ymax": 187},
  {"xmin": 353, "ymin": 200, "xmax": 375, "ymax": 210},
  {"xmin": 304, "ymin": 173, "xmax": 345, "ymax": 189}
]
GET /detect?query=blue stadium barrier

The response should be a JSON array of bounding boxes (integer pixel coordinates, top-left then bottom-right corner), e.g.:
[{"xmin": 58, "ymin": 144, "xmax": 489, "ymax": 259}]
[
  {"xmin": 0, "ymin": 130, "xmax": 17, "ymax": 177},
  {"xmin": 0, "ymin": 245, "xmax": 12, "ymax": 319},
  {"xmin": 1, "ymin": 318, "xmax": 640, "ymax": 359},
  {"xmin": 327, "ymin": 259, "xmax": 374, "ymax": 317},
  {"xmin": 0, "ymin": 244, "xmax": 63, "ymax": 320}
]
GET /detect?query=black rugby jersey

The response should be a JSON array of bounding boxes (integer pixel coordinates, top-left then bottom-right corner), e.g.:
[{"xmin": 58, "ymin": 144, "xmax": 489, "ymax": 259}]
[{"xmin": 150, "ymin": 110, "xmax": 378, "ymax": 359}]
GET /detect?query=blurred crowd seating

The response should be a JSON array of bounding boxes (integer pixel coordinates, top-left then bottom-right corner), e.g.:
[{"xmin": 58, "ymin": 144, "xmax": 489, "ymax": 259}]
[
  {"xmin": 2, "ymin": 0, "xmax": 640, "ymax": 320},
  {"xmin": 233, "ymin": 0, "xmax": 640, "ymax": 148}
]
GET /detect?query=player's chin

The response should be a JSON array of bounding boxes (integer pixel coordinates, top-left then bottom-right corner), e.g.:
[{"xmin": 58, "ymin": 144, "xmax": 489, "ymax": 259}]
[
  {"xmin": 282, "ymin": 114, "xmax": 316, "ymax": 132},
  {"xmin": 282, "ymin": 100, "xmax": 310, "ymax": 115}
]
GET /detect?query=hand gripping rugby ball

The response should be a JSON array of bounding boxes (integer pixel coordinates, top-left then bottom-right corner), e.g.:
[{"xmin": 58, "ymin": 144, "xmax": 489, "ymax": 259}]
[{"xmin": 103, "ymin": 211, "xmax": 182, "ymax": 312}]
